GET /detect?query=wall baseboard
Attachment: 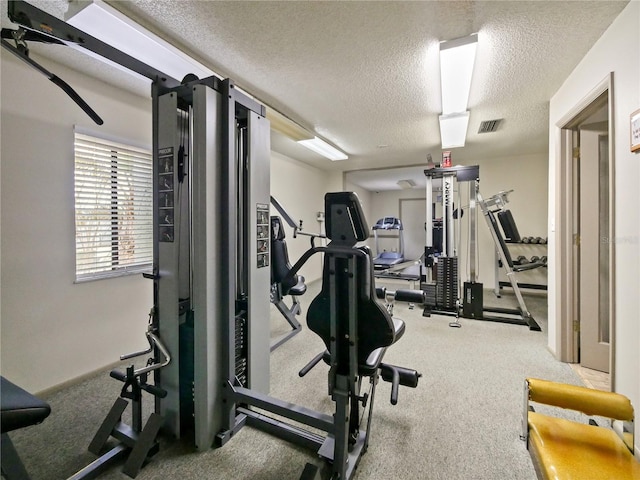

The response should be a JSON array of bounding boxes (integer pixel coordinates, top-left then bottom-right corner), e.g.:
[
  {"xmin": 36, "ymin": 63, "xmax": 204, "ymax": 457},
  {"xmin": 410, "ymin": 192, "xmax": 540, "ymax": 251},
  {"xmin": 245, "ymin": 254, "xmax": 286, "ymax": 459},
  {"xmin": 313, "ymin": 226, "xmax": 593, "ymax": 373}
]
[{"xmin": 36, "ymin": 359, "xmax": 125, "ymax": 398}]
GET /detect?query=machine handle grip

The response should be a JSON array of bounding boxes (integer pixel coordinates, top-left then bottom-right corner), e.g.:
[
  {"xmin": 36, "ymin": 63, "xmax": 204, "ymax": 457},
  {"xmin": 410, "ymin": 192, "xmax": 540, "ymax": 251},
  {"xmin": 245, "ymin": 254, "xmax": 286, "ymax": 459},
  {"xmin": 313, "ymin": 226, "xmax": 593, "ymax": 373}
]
[
  {"xmin": 380, "ymin": 364, "xmax": 421, "ymax": 405},
  {"xmin": 118, "ymin": 332, "xmax": 171, "ymax": 377},
  {"xmin": 299, "ymin": 351, "xmax": 325, "ymax": 377},
  {"xmin": 110, "ymin": 370, "xmax": 126, "ymax": 382},
  {"xmin": 120, "ymin": 345, "xmax": 153, "ymax": 361},
  {"xmin": 141, "ymin": 383, "xmax": 168, "ymax": 398},
  {"xmin": 0, "ymin": 37, "xmax": 103, "ymax": 125},
  {"xmin": 50, "ymin": 74, "xmax": 104, "ymax": 125},
  {"xmin": 390, "ymin": 368, "xmax": 399, "ymax": 405}
]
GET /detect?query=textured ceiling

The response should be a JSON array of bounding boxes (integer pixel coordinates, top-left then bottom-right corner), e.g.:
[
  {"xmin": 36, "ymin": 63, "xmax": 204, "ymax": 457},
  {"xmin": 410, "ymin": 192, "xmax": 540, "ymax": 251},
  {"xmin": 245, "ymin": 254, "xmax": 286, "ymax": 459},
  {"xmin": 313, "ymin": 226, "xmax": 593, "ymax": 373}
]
[{"xmin": 1, "ymin": 0, "xmax": 629, "ymax": 190}]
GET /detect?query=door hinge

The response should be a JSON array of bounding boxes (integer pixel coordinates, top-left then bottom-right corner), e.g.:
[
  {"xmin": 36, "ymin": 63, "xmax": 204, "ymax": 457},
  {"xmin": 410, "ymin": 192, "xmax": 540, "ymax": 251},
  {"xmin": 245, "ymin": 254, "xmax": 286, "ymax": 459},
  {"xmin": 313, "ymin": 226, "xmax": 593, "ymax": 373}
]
[
  {"xmin": 573, "ymin": 320, "xmax": 580, "ymax": 332},
  {"xmin": 573, "ymin": 147, "xmax": 580, "ymax": 159},
  {"xmin": 573, "ymin": 234, "xmax": 580, "ymax": 246}
]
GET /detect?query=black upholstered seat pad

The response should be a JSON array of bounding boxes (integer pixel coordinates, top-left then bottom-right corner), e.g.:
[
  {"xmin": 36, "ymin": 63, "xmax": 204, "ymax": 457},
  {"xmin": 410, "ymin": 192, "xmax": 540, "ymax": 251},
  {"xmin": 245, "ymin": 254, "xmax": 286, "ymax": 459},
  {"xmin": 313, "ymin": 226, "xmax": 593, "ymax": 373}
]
[
  {"xmin": 321, "ymin": 347, "xmax": 385, "ymax": 377},
  {"xmin": 1, "ymin": 376, "xmax": 51, "ymax": 433},
  {"xmin": 392, "ymin": 317, "xmax": 405, "ymax": 341},
  {"xmin": 288, "ymin": 277, "xmax": 307, "ymax": 296},
  {"xmin": 320, "ymin": 317, "xmax": 405, "ymax": 376}
]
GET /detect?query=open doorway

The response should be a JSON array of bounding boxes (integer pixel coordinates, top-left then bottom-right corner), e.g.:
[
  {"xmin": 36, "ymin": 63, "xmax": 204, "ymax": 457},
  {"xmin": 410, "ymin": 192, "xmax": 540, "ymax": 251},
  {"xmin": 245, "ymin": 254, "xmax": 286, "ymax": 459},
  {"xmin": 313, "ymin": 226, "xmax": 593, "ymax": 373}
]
[{"xmin": 557, "ymin": 74, "xmax": 614, "ymax": 391}]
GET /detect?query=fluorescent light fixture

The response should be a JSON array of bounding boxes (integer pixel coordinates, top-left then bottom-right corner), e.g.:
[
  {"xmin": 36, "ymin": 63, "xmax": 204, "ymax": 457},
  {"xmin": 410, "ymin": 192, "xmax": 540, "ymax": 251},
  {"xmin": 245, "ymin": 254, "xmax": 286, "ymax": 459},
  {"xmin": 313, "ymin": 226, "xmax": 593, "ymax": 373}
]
[
  {"xmin": 298, "ymin": 137, "xmax": 348, "ymax": 161},
  {"xmin": 267, "ymin": 108, "xmax": 314, "ymax": 142},
  {"xmin": 397, "ymin": 180, "xmax": 416, "ymax": 190},
  {"xmin": 65, "ymin": 0, "xmax": 214, "ymax": 82},
  {"xmin": 438, "ymin": 33, "xmax": 477, "ymax": 148},
  {"xmin": 439, "ymin": 33, "xmax": 478, "ymax": 115},
  {"xmin": 439, "ymin": 112, "xmax": 470, "ymax": 149}
]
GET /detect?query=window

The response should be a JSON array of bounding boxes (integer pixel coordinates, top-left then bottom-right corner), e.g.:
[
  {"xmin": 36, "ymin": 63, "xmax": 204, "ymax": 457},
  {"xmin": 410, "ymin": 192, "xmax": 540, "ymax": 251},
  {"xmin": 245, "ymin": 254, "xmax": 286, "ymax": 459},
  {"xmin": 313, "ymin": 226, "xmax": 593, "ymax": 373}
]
[{"xmin": 74, "ymin": 132, "xmax": 153, "ymax": 281}]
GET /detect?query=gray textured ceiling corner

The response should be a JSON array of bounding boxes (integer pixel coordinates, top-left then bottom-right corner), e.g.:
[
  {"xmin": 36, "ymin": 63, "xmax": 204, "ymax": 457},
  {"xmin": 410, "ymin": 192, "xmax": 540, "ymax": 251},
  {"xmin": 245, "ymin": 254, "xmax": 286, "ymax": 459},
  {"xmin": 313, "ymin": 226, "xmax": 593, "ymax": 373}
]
[{"xmin": 1, "ymin": 0, "xmax": 629, "ymax": 191}]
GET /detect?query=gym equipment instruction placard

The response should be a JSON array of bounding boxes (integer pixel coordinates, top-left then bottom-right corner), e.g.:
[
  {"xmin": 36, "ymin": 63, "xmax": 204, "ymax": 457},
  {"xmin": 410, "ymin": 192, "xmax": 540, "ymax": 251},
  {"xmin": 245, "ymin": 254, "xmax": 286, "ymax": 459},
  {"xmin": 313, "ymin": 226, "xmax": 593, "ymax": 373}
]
[{"xmin": 158, "ymin": 147, "xmax": 175, "ymax": 242}]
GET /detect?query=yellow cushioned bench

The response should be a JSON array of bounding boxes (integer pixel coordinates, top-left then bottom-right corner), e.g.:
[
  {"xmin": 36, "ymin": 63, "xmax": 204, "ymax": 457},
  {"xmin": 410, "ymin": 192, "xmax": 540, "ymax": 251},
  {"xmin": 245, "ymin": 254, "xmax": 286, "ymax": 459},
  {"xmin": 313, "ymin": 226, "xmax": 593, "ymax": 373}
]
[{"xmin": 521, "ymin": 378, "xmax": 640, "ymax": 480}]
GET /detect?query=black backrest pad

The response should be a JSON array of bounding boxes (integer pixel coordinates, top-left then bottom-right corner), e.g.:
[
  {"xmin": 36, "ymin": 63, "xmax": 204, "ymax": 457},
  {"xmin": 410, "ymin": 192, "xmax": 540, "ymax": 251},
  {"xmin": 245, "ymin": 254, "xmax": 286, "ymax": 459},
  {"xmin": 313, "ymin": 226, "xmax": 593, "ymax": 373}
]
[
  {"xmin": 488, "ymin": 210, "xmax": 515, "ymax": 267},
  {"xmin": 307, "ymin": 193, "xmax": 395, "ymax": 371},
  {"xmin": 271, "ymin": 215, "xmax": 286, "ymax": 241},
  {"xmin": 270, "ymin": 216, "xmax": 296, "ymax": 291},
  {"xmin": 498, "ymin": 209, "xmax": 521, "ymax": 243},
  {"xmin": 325, "ymin": 192, "xmax": 369, "ymax": 245}
]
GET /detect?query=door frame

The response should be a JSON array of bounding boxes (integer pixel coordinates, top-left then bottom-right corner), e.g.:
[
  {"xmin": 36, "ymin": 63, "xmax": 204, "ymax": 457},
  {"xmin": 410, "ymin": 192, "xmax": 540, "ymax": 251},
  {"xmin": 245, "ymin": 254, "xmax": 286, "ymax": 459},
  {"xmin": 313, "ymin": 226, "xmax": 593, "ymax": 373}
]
[
  {"xmin": 555, "ymin": 73, "xmax": 615, "ymax": 381},
  {"xmin": 399, "ymin": 196, "xmax": 427, "ymax": 262}
]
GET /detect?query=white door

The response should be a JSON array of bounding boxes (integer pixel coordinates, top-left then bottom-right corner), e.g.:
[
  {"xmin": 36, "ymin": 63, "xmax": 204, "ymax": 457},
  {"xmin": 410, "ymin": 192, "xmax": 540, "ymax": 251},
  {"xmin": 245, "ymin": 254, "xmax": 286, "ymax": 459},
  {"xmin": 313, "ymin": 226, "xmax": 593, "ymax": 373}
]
[
  {"xmin": 400, "ymin": 198, "xmax": 426, "ymax": 262},
  {"xmin": 578, "ymin": 125, "xmax": 610, "ymax": 373}
]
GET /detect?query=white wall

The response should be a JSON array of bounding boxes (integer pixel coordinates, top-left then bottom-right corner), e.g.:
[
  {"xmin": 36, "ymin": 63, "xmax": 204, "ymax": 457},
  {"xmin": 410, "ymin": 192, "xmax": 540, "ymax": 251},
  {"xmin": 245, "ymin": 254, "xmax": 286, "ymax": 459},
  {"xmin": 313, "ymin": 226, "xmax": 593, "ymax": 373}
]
[
  {"xmin": 1, "ymin": 53, "xmax": 154, "ymax": 393},
  {"xmin": 344, "ymin": 177, "xmax": 373, "ymax": 249},
  {"xmin": 344, "ymin": 178, "xmax": 372, "ymax": 222},
  {"xmin": 548, "ymin": 1, "xmax": 639, "ymax": 454},
  {"xmin": 270, "ymin": 151, "xmax": 337, "ymax": 283},
  {"xmin": 325, "ymin": 171, "xmax": 344, "ymax": 193},
  {"xmin": 367, "ymin": 153, "xmax": 549, "ymax": 288}
]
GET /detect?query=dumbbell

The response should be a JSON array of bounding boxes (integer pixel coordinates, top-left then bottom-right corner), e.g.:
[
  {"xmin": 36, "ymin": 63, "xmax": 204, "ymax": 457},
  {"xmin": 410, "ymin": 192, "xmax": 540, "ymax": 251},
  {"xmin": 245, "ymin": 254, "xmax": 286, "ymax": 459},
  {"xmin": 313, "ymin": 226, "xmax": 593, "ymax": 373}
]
[
  {"xmin": 530, "ymin": 256, "xmax": 540, "ymax": 263},
  {"xmin": 540, "ymin": 256, "xmax": 547, "ymax": 265},
  {"xmin": 515, "ymin": 255, "xmax": 529, "ymax": 265}
]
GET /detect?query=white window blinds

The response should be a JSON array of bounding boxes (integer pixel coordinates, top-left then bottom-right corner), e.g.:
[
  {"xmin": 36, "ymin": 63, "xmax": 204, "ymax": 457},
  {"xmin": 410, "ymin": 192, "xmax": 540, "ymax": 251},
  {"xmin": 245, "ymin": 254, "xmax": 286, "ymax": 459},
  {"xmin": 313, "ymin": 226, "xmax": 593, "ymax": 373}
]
[{"xmin": 74, "ymin": 132, "xmax": 153, "ymax": 281}]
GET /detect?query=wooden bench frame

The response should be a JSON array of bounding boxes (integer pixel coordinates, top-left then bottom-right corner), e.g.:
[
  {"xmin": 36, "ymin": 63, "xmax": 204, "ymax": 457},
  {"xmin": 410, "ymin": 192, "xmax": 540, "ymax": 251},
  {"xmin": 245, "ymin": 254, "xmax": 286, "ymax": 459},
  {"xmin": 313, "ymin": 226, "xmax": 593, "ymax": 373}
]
[{"xmin": 521, "ymin": 378, "xmax": 639, "ymax": 480}]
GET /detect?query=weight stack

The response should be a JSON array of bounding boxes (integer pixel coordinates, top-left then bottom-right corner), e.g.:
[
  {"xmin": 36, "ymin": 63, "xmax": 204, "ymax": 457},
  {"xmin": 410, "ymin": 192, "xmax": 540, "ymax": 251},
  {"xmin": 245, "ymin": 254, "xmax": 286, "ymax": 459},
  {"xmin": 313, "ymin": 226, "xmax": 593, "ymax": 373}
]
[
  {"xmin": 235, "ymin": 314, "xmax": 248, "ymax": 387},
  {"xmin": 179, "ymin": 311, "xmax": 195, "ymax": 430},
  {"xmin": 436, "ymin": 256, "xmax": 458, "ymax": 310},
  {"xmin": 422, "ymin": 283, "xmax": 437, "ymax": 307}
]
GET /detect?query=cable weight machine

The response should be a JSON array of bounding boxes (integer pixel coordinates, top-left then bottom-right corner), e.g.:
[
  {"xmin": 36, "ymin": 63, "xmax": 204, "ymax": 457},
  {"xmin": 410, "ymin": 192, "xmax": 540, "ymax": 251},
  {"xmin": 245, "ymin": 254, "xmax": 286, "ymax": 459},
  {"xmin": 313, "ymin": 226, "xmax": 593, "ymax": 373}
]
[
  {"xmin": 151, "ymin": 75, "xmax": 273, "ymax": 449},
  {"xmin": 422, "ymin": 165, "xmax": 480, "ymax": 326},
  {"xmin": 422, "ymin": 165, "xmax": 540, "ymax": 330}
]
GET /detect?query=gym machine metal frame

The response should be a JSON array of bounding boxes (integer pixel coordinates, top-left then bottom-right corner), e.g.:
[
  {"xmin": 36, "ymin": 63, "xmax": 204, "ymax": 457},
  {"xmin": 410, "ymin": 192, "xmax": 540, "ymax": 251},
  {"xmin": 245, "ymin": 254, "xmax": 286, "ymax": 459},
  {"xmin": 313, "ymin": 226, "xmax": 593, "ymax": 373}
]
[{"xmin": 152, "ymin": 73, "xmax": 273, "ymax": 450}]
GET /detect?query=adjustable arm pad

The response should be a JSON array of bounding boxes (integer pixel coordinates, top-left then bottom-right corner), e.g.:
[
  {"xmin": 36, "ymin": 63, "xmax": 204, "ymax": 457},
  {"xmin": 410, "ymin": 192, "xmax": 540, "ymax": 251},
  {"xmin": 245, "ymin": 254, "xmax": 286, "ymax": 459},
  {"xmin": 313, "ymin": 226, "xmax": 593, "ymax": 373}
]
[
  {"xmin": 526, "ymin": 378, "xmax": 634, "ymax": 421},
  {"xmin": 380, "ymin": 364, "xmax": 421, "ymax": 405}
]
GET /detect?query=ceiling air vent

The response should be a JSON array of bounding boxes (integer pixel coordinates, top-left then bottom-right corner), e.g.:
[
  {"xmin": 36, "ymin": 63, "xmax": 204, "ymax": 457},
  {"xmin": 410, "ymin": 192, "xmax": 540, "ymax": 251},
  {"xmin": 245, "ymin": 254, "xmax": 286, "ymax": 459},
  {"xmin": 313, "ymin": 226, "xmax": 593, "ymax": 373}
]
[{"xmin": 478, "ymin": 119, "xmax": 502, "ymax": 134}]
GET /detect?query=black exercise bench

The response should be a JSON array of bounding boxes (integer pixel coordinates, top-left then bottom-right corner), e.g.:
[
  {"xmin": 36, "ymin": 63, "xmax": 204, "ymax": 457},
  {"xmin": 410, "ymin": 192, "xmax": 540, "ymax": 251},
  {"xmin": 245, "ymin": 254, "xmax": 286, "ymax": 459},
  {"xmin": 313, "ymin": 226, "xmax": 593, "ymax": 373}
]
[
  {"xmin": 1, "ymin": 376, "xmax": 51, "ymax": 480},
  {"xmin": 270, "ymin": 215, "xmax": 307, "ymax": 351}
]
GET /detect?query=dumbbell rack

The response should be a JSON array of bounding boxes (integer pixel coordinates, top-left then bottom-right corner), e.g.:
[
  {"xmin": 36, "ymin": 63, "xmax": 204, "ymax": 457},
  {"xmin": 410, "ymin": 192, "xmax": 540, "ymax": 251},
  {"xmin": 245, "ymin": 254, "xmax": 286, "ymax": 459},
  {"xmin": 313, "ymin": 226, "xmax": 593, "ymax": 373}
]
[{"xmin": 494, "ymin": 238, "xmax": 547, "ymax": 297}]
